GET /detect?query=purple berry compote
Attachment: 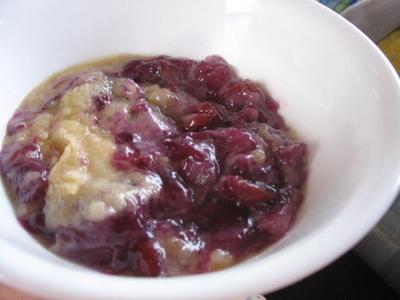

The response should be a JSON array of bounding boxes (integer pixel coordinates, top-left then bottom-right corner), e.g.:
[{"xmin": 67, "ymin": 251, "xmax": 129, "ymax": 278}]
[{"xmin": 0, "ymin": 55, "xmax": 307, "ymax": 276}]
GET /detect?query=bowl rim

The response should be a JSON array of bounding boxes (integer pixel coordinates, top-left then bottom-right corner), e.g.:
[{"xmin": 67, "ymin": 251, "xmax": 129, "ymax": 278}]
[{"xmin": 1, "ymin": 0, "xmax": 400, "ymax": 299}]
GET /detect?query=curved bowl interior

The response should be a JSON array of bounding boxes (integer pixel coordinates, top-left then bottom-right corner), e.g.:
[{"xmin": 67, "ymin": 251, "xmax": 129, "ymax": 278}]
[{"xmin": 0, "ymin": 0, "xmax": 400, "ymax": 299}]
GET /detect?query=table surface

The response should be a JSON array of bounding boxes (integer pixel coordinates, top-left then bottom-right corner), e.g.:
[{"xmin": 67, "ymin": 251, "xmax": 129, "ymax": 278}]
[
  {"xmin": 0, "ymin": 283, "xmax": 41, "ymax": 300},
  {"xmin": 268, "ymin": 252, "xmax": 399, "ymax": 300}
]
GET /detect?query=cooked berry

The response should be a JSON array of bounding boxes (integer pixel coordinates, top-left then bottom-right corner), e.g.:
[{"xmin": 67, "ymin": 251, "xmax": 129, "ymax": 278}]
[{"xmin": 0, "ymin": 55, "xmax": 307, "ymax": 277}]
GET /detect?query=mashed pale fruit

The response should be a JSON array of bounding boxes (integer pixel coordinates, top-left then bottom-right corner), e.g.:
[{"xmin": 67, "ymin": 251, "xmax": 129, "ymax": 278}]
[{"xmin": 0, "ymin": 55, "xmax": 307, "ymax": 276}]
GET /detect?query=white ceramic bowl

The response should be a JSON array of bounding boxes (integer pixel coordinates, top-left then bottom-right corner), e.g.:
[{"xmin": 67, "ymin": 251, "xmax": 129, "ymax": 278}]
[{"xmin": 1, "ymin": 0, "xmax": 400, "ymax": 299}]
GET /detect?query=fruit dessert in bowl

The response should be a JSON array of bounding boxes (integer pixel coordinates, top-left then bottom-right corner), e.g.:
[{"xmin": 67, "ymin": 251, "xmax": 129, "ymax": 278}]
[{"xmin": 0, "ymin": 55, "xmax": 307, "ymax": 276}]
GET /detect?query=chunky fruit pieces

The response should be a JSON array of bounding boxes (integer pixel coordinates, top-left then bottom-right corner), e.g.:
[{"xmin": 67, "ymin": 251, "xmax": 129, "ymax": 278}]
[{"xmin": 0, "ymin": 55, "xmax": 307, "ymax": 276}]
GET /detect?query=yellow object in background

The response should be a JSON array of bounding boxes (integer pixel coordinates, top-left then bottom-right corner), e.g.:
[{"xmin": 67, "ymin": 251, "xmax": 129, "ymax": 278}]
[{"xmin": 379, "ymin": 28, "xmax": 400, "ymax": 72}]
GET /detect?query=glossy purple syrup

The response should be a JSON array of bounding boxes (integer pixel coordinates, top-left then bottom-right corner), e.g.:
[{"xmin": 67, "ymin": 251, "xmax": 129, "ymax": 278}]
[{"xmin": 0, "ymin": 56, "xmax": 307, "ymax": 276}]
